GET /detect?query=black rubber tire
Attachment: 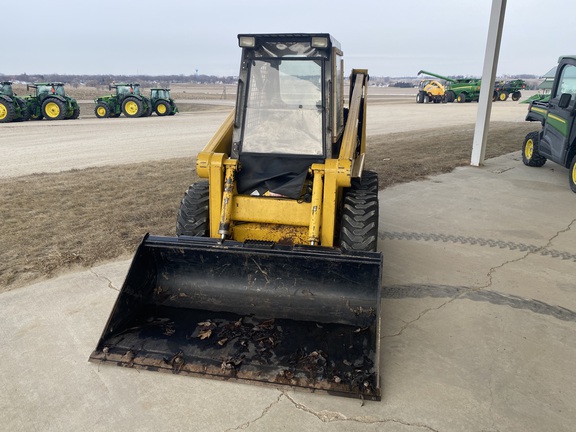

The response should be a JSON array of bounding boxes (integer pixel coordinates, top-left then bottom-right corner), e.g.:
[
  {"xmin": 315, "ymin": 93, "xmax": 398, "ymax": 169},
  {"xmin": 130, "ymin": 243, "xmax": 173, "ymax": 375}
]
[
  {"xmin": 493, "ymin": 91, "xmax": 498, "ymax": 102},
  {"xmin": 42, "ymin": 98, "xmax": 66, "ymax": 120},
  {"xmin": 155, "ymin": 100, "xmax": 171, "ymax": 116},
  {"xmin": 445, "ymin": 91, "xmax": 455, "ymax": 103},
  {"xmin": 176, "ymin": 181, "xmax": 210, "ymax": 236},
  {"xmin": 457, "ymin": 93, "xmax": 466, "ymax": 103},
  {"xmin": 340, "ymin": 188, "xmax": 379, "ymax": 252},
  {"xmin": 522, "ymin": 131, "xmax": 547, "ymax": 167},
  {"xmin": 351, "ymin": 170, "xmax": 379, "ymax": 193},
  {"xmin": 94, "ymin": 103, "xmax": 110, "ymax": 118},
  {"xmin": 0, "ymin": 99, "xmax": 15, "ymax": 123},
  {"xmin": 16, "ymin": 98, "xmax": 30, "ymax": 121},
  {"xmin": 70, "ymin": 105, "xmax": 80, "ymax": 119},
  {"xmin": 416, "ymin": 91, "xmax": 425, "ymax": 104},
  {"xmin": 512, "ymin": 91, "xmax": 521, "ymax": 101},
  {"xmin": 122, "ymin": 96, "xmax": 143, "ymax": 118},
  {"xmin": 569, "ymin": 154, "xmax": 576, "ymax": 193}
]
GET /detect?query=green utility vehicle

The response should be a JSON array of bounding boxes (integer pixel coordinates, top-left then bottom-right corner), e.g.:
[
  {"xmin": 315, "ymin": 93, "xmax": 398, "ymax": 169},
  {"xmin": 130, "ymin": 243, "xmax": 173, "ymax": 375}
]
[
  {"xmin": 25, "ymin": 83, "xmax": 80, "ymax": 120},
  {"xmin": 94, "ymin": 83, "xmax": 152, "ymax": 118},
  {"xmin": 0, "ymin": 81, "xmax": 29, "ymax": 123},
  {"xmin": 418, "ymin": 70, "xmax": 482, "ymax": 103},
  {"xmin": 150, "ymin": 88, "xmax": 178, "ymax": 116},
  {"xmin": 523, "ymin": 56, "xmax": 576, "ymax": 193},
  {"xmin": 493, "ymin": 79, "xmax": 526, "ymax": 101}
]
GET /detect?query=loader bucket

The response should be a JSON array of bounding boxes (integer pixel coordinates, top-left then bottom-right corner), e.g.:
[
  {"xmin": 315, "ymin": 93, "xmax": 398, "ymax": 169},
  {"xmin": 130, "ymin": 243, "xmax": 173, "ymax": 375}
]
[{"xmin": 90, "ymin": 234, "xmax": 382, "ymax": 400}]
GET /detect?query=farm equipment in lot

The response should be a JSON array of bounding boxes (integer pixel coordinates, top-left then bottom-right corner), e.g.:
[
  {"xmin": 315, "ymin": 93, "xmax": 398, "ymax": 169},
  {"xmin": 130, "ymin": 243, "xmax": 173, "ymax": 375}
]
[
  {"xmin": 25, "ymin": 83, "xmax": 79, "ymax": 120},
  {"xmin": 90, "ymin": 33, "xmax": 383, "ymax": 400},
  {"xmin": 0, "ymin": 81, "xmax": 30, "ymax": 123},
  {"xmin": 493, "ymin": 79, "xmax": 526, "ymax": 101},
  {"xmin": 150, "ymin": 88, "xmax": 178, "ymax": 116},
  {"xmin": 94, "ymin": 83, "xmax": 152, "ymax": 118},
  {"xmin": 523, "ymin": 56, "xmax": 576, "ymax": 193},
  {"xmin": 416, "ymin": 77, "xmax": 445, "ymax": 103},
  {"xmin": 418, "ymin": 70, "xmax": 482, "ymax": 103}
]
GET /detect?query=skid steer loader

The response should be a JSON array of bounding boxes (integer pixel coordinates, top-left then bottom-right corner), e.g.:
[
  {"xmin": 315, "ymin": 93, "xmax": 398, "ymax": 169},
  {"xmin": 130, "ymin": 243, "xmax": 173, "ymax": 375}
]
[{"xmin": 90, "ymin": 34, "xmax": 383, "ymax": 400}]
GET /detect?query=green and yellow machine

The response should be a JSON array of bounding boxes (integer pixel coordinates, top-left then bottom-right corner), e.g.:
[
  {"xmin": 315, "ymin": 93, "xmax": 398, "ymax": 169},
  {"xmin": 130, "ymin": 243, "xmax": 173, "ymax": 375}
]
[
  {"xmin": 418, "ymin": 70, "xmax": 482, "ymax": 103},
  {"xmin": 25, "ymin": 83, "xmax": 80, "ymax": 120},
  {"xmin": 0, "ymin": 81, "xmax": 30, "ymax": 123},
  {"xmin": 94, "ymin": 83, "xmax": 152, "ymax": 118},
  {"xmin": 523, "ymin": 56, "xmax": 576, "ymax": 193},
  {"xmin": 150, "ymin": 88, "xmax": 178, "ymax": 116},
  {"xmin": 90, "ymin": 33, "xmax": 383, "ymax": 400}
]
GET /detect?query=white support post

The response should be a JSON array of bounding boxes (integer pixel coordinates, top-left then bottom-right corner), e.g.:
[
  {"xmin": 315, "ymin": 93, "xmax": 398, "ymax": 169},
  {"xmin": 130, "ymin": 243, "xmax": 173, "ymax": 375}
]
[{"xmin": 471, "ymin": 0, "xmax": 507, "ymax": 166}]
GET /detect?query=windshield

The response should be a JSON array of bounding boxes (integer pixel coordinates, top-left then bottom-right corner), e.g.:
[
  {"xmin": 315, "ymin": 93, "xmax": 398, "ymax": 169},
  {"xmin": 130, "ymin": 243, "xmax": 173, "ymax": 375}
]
[
  {"xmin": 1, "ymin": 83, "xmax": 13, "ymax": 96},
  {"xmin": 242, "ymin": 58, "xmax": 323, "ymax": 155},
  {"xmin": 118, "ymin": 85, "xmax": 140, "ymax": 96},
  {"xmin": 152, "ymin": 89, "xmax": 168, "ymax": 99},
  {"xmin": 37, "ymin": 85, "xmax": 65, "ymax": 96}
]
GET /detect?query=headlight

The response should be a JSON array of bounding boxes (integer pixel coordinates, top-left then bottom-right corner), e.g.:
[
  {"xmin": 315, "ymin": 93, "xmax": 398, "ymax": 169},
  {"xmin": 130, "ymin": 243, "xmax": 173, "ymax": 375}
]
[{"xmin": 239, "ymin": 36, "xmax": 256, "ymax": 48}]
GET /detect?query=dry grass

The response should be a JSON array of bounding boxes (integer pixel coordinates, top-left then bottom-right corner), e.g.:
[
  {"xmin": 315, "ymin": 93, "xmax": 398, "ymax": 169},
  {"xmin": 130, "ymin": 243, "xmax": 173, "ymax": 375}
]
[{"xmin": 0, "ymin": 121, "xmax": 536, "ymax": 292}]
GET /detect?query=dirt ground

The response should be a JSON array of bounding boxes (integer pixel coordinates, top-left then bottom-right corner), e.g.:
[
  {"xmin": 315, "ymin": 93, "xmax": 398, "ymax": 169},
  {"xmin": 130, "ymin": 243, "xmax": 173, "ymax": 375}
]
[{"xmin": 0, "ymin": 106, "xmax": 537, "ymax": 292}]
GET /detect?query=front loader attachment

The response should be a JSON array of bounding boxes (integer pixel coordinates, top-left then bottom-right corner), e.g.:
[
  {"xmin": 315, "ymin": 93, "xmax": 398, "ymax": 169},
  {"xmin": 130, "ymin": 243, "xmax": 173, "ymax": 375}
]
[{"xmin": 90, "ymin": 235, "xmax": 382, "ymax": 400}]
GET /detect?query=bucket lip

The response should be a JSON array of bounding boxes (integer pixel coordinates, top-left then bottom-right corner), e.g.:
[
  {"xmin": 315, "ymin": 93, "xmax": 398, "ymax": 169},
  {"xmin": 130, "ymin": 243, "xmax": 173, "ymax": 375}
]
[{"xmin": 144, "ymin": 234, "xmax": 383, "ymax": 263}]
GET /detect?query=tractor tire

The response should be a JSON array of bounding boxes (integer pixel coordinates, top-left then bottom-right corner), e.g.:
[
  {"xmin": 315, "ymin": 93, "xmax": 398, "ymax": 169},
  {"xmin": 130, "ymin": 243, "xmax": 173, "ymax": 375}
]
[
  {"xmin": 155, "ymin": 100, "xmax": 171, "ymax": 116},
  {"xmin": 512, "ymin": 91, "xmax": 521, "ymax": 101},
  {"xmin": 445, "ymin": 91, "xmax": 455, "ymax": 103},
  {"xmin": 340, "ymin": 189, "xmax": 379, "ymax": 252},
  {"xmin": 176, "ymin": 181, "xmax": 210, "ymax": 237},
  {"xmin": 423, "ymin": 94, "xmax": 430, "ymax": 103},
  {"xmin": 570, "ymin": 154, "xmax": 576, "ymax": 193},
  {"xmin": 522, "ymin": 132, "xmax": 546, "ymax": 167},
  {"xmin": 122, "ymin": 97, "xmax": 143, "ymax": 118},
  {"xmin": 351, "ymin": 170, "xmax": 379, "ymax": 194},
  {"xmin": 457, "ymin": 93, "xmax": 466, "ymax": 103},
  {"xmin": 499, "ymin": 91, "xmax": 509, "ymax": 101},
  {"xmin": 0, "ymin": 100, "xmax": 15, "ymax": 123},
  {"xmin": 416, "ymin": 91, "xmax": 425, "ymax": 103},
  {"xmin": 95, "ymin": 103, "xmax": 111, "ymax": 118},
  {"xmin": 17, "ymin": 99, "xmax": 30, "ymax": 121},
  {"xmin": 70, "ymin": 105, "xmax": 80, "ymax": 119},
  {"xmin": 42, "ymin": 98, "xmax": 66, "ymax": 120},
  {"xmin": 493, "ymin": 91, "xmax": 498, "ymax": 102}
]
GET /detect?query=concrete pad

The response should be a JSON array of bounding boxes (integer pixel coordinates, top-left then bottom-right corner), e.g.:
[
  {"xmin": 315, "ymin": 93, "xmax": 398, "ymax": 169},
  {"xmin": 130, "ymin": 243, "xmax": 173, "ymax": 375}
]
[{"xmin": 2, "ymin": 152, "xmax": 575, "ymax": 431}]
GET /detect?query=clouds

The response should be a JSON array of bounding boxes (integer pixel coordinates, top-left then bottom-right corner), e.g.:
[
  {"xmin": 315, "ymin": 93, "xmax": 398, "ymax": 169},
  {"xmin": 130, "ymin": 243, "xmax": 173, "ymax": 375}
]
[{"xmin": 3, "ymin": 0, "xmax": 576, "ymax": 77}]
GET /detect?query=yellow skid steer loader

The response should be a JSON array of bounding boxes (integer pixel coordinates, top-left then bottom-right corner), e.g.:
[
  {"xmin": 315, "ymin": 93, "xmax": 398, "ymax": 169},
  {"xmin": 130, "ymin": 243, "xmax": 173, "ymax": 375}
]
[{"xmin": 90, "ymin": 33, "xmax": 383, "ymax": 400}]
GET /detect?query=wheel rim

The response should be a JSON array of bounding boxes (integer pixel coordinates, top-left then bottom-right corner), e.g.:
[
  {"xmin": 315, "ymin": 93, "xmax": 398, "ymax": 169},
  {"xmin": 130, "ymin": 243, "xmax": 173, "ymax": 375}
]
[
  {"xmin": 572, "ymin": 163, "xmax": 576, "ymax": 186},
  {"xmin": 525, "ymin": 139, "xmax": 534, "ymax": 159},
  {"xmin": 157, "ymin": 104, "xmax": 167, "ymax": 114},
  {"xmin": 45, "ymin": 102, "xmax": 61, "ymax": 118},
  {"xmin": 97, "ymin": 106, "xmax": 106, "ymax": 117},
  {"xmin": 0, "ymin": 103, "xmax": 7, "ymax": 120},
  {"xmin": 125, "ymin": 101, "xmax": 139, "ymax": 115},
  {"xmin": 499, "ymin": 93, "xmax": 507, "ymax": 101}
]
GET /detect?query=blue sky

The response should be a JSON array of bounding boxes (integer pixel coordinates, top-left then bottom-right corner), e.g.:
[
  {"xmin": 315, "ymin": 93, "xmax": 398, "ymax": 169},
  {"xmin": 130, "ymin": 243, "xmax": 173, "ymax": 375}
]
[{"xmin": 4, "ymin": 0, "xmax": 574, "ymax": 77}]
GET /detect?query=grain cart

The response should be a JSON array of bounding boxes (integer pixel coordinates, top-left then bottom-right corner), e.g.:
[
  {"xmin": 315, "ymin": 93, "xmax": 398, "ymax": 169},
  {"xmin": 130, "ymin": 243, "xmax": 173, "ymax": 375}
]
[
  {"xmin": 150, "ymin": 88, "xmax": 178, "ymax": 116},
  {"xmin": 493, "ymin": 79, "xmax": 526, "ymax": 101},
  {"xmin": 25, "ymin": 83, "xmax": 80, "ymax": 120},
  {"xmin": 90, "ymin": 33, "xmax": 383, "ymax": 400},
  {"xmin": 0, "ymin": 81, "xmax": 29, "ymax": 123},
  {"xmin": 416, "ymin": 78, "xmax": 445, "ymax": 103},
  {"xmin": 94, "ymin": 83, "xmax": 152, "ymax": 118},
  {"xmin": 523, "ymin": 56, "xmax": 576, "ymax": 193},
  {"xmin": 418, "ymin": 70, "xmax": 482, "ymax": 103}
]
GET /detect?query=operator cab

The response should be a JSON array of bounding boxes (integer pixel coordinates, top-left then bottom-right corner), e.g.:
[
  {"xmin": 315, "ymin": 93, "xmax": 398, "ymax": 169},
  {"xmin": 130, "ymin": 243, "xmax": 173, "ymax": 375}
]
[{"xmin": 233, "ymin": 34, "xmax": 345, "ymax": 199}]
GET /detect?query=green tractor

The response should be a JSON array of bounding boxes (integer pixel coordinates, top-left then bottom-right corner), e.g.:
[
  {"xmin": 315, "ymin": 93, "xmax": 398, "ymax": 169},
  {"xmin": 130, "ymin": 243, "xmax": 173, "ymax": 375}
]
[
  {"xmin": 150, "ymin": 88, "xmax": 178, "ymax": 116},
  {"xmin": 25, "ymin": 83, "xmax": 80, "ymax": 120},
  {"xmin": 0, "ymin": 81, "xmax": 30, "ymax": 123},
  {"xmin": 418, "ymin": 70, "xmax": 482, "ymax": 103},
  {"xmin": 94, "ymin": 83, "xmax": 152, "ymax": 118},
  {"xmin": 493, "ymin": 79, "xmax": 526, "ymax": 101}
]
